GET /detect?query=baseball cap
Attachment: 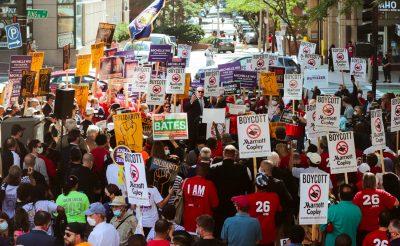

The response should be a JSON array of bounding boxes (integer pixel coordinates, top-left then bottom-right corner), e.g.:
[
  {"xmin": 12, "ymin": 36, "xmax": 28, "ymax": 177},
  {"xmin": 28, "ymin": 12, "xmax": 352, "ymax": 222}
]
[
  {"xmin": 231, "ymin": 195, "xmax": 249, "ymax": 209},
  {"xmin": 255, "ymin": 173, "xmax": 269, "ymax": 188},
  {"xmin": 306, "ymin": 152, "xmax": 321, "ymax": 165},
  {"xmin": 86, "ymin": 108, "xmax": 95, "ymax": 115},
  {"xmin": 109, "ymin": 196, "xmax": 127, "ymax": 206},
  {"xmin": 85, "ymin": 202, "xmax": 106, "ymax": 216},
  {"xmin": 65, "ymin": 222, "xmax": 86, "ymax": 237},
  {"xmin": 358, "ymin": 163, "xmax": 370, "ymax": 174},
  {"xmin": 11, "ymin": 124, "xmax": 25, "ymax": 135}
]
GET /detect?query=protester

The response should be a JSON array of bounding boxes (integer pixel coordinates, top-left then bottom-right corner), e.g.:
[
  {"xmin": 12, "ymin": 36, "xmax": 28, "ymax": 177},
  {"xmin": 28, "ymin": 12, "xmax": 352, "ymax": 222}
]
[
  {"xmin": 0, "ymin": 165, "xmax": 21, "ymax": 219},
  {"xmin": 16, "ymin": 211, "xmax": 56, "ymax": 246},
  {"xmin": 27, "ymin": 139, "xmax": 49, "ymax": 184},
  {"xmin": 64, "ymin": 222, "xmax": 90, "ymax": 246},
  {"xmin": 147, "ymin": 204, "xmax": 185, "ymax": 241},
  {"xmin": 147, "ymin": 219, "xmax": 171, "ymax": 246},
  {"xmin": 10, "ymin": 124, "xmax": 28, "ymax": 167},
  {"xmin": 362, "ymin": 211, "xmax": 390, "ymax": 246},
  {"xmin": 110, "ymin": 196, "xmax": 137, "ymax": 246},
  {"xmin": 1, "ymin": 137, "xmax": 20, "ymax": 177}
]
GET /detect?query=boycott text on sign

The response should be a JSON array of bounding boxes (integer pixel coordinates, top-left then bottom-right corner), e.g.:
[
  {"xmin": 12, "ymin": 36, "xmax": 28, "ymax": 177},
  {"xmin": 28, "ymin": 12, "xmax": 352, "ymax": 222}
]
[
  {"xmin": 132, "ymin": 66, "xmax": 151, "ymax": 92},
  {"xmin": 315, "ymin": 96, "xmax": 341, "ymax": 132},
  {"xmin": 252, "ymin": 54, "xmax": 268, "ymax": 71},
  {"xmin": 284, "ymin": 74, "xmax": 303, "ymax": 100},
  {"xmin": 305, "ymin": 104, "xmax": 322, "ymax": 139},
  {"xmin": 204, "ymin": 69, "xmax": 220, "ymax": 97},
  {"xmin": 237, "ymin": 114, "xmax": 271, "ymax": 158},
  {"xmin": 298, "ymin": 42, "xmax": 317, "ymax": 62},
  {"xmin": 332, "ymin": 48, "xmax": 349, "ymax": 71},
  {"xmin": 391, "ymin": 98, "xmax": 400, "ymax": 132},
  {"xmin": 350, "ymin": 57, "xmax": 367, "ymax": 82},
  {"xmin": 166, "ymin": 68, "xmax": 185, "ymax": 94},
  {"xmin": 147, "ymin": 79, "xmax": 166, "ymax": 106},
  {"xmin": 303, "ymin": 54, "xmax": 321, "ymax": 70},
  {"xmin": 124, "ymin": 152, "xmax": 150, "ymax": 206},
  {"xmin": 327, "ymin": 131, "xmax": 357, "ymax": 174},
  {"xmin": 371, "ymin": 109, "xmax": 386, "ymax": 149},
  {"xmin": 299, "ymin": 173, "xmax": 329, "ymax": 225},
  {"xmin": 152, "ymin": 113, "xmax": 189, "ymax": 140}
]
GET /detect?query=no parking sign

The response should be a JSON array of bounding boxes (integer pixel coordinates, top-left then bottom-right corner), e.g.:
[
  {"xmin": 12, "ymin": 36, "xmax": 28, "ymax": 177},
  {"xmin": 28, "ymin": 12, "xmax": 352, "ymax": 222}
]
[
  {"xmin": 303, "ymin": 54, "xmax": 321, "ymax": 70},
  {"xmin": 204, "ymin": 69, "xmax": 220, "ymax": 97},
  {"xmin": 315, "ymin": 96, "xmax": 341, "ymax": 132},
  {"xmin": 371, "ymin": 109, "xmax": 386, "ymax": 149},
  {"xmin": 147, "ymin": 79, "xmax": 166, "ymax": 105},
  {"xmin": 252, "ymin": 54, "xmax": 268, "ymax": 71},
  {"xmin": 166, "ymin": 67, "xmax": 185, "ymax": 94},
  {"xmin": 299, "ymin": 173, "xmax": 329, "ymax": 225},
  {"xmin": 237, "ymin": 114, "xmax": 271, "ymax": 158},
  {"xmin": 298, "ymin": 42, "xmax": 317, "ymax": 61},
  {"xmin": 350, "ymin": 57, "xmax": 367, "ymax": 82},
  {"xmin": 327, "ymin": 132, "xmax": 357, "ymax": 174},
  {"xmin": 132, "ymin": 66, "xmax": 151, "ymax": 92},
  {"xmin": 390, "ymin": 98, "xmax": 400, "ymax": 132},
  {"xmin": 284, "ymin": 74, "xmax": 303, "ymax": 100}
]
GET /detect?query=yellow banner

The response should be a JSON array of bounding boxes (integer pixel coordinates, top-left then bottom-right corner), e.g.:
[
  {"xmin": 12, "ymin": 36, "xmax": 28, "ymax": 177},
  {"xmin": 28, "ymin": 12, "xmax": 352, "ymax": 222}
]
[
  {"xmin": 91, "ymin": 42, "xmax": 105, "ymax": 70},
  {"xmin": 113, "ymin": 112, "xmax": 143, "ymax": 152},
  {"xmin": 37, "ymin": 68, "xmax": 52, "ymax": 96},
  {"xmin": 75, "ymin": 54, "xmax": 91, "ymax": 77},
  {"xmin": 30, "ymin": 52, "xmax": 44, "ymax": 72},
  {"xmin": 260, "ymin": 71, "xmax": 279, "ymax": 96},
  {"xmin": 176, "ymin": 73, "xmax": 191, "ymax": 100},
  {"xmin": 72, "ymin": 84, "xmax": 89, "ymax": 112}
]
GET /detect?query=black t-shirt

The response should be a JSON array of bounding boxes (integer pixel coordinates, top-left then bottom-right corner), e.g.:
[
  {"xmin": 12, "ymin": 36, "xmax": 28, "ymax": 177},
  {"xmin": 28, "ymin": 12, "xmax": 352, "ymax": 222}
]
[
  {"xmin": 80, "ymin": 120, "xmax": 93, "ymax": 137},
  {"xmin": 194, "ymin": 238, "xmax": 225, "ymax": 246},
  {"xmin": 22, "ymin": 169, "xmax": 47, "ymax": 187}
]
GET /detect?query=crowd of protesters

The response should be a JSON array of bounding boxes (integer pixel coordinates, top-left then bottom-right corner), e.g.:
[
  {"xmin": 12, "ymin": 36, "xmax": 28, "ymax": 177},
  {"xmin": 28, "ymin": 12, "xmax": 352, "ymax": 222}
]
[{"xmin": 0, "ymin": 72, "xmax": 399, "ymax": 246}]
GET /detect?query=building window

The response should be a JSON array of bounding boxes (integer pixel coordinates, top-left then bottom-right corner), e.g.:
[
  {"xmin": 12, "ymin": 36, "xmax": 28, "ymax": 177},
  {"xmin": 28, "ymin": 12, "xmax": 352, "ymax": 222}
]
[{"xmin": 57, "ymin": 0, "xmax": 75, "ymax": 48}]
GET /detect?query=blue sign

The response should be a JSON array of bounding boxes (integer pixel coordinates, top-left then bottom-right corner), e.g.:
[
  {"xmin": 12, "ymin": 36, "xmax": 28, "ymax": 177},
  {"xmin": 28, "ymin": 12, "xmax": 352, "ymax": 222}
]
[{"xmin": 5, "ymin": 23, "xmax": 22, "ymax": 49}]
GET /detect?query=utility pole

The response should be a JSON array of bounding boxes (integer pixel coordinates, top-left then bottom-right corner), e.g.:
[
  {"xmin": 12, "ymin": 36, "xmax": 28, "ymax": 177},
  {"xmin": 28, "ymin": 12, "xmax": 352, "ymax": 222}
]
[
  {"xmin": 17, "ymin": 0, "xmax": 27, "ymax": 54},
  {"xmin": 258, "ymin": 0, "xmax": 263, "ymax": 52},
  {"xmin": 265, "ymin": 5, "xmax": 269, "ymax": 52},
  {"xmin": 216, "ymin": 0, "xmax": 220, "ymax": 37}
]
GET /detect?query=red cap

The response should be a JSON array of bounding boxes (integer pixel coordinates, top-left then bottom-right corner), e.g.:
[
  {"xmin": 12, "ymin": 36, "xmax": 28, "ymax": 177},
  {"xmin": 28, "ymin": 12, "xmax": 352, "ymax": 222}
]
[
  {"xmin": 226, "ymin": 96, "xmax": 234, "ymax": 104},
  {"xmin": 231, "ymin": 195, "xmax": 249, "ymax": 208}
]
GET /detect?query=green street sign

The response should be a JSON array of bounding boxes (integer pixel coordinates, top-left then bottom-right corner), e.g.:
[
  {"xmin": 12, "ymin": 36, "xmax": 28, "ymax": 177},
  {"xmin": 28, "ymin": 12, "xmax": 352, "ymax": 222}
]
[{"xmin": 27, "ymin": 9, "xmax": 48, "ymax": 19}]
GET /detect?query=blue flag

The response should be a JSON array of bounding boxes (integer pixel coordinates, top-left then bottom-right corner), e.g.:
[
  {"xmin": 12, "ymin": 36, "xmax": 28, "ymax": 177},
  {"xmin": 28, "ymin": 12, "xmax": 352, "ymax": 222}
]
[{"xmin": 129, "ymin": 0, "xmax": 165, "ymax": 40}]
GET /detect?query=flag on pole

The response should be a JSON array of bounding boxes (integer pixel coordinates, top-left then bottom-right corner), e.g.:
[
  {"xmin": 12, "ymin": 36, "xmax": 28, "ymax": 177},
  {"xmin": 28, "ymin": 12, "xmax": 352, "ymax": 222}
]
[{"xmin": 128, "ymin": 0, "xmax": 165, "ymax": 40}]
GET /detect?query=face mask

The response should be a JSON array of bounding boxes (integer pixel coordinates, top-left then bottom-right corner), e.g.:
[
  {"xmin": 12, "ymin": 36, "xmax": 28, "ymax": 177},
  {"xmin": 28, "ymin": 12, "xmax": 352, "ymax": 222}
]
[
  {"xmin": 87, "ymin": 217, "xmax": 96, "ymax": 226},
  {"xmin": 113, "ymin": 210, "xmax": 122, "ymax": 217},
  {"xmin": 0, "ymin": 221, "xmax": 8, "ymax": 231},
  {"xmin": 164, "ymin": 148, "xmax": 170, "ymax": 156},
  {"xmin": 37, "ymin": 147, "xmax": 43, "ymax": 154}
]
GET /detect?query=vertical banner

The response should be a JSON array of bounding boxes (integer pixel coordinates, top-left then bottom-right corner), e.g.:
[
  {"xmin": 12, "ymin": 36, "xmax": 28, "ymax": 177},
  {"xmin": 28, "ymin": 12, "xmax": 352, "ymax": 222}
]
[
  {"xmin": 176, "ymin": 73, "xmax": 191, "ymax": 100},
  {"xmin": 305, "ymin": 104, "xmax": 320, "ymax": 139},
  {"xmin": 298, "ymin": 42, "xmax": 317, "ymax": 61},
  {"xmin": 38, "ymin": 68, "xmax": 52, "ymax": 96},
  {"xmin": 146, "ymin": 79, "xmax": 166, "ymax": 105},
  {"xmin": 260, "ymin": 72, "xmax": 279, "ymax": 96},
  {"xmin": 72, "ymin": 84, "xmax": 89, "ymax": 112},
  {"xmin": 124, "ymin": 152, "xmax": 150, "ymax": 206},
  {"xmin": 237, "ymin": 114, "xmax": 271, "ymax": 158},
  {"xmin": 302, "ymin": 54, "xmax": 321, "ymax": 70},
  {"xmin": 315, "ymin": 96, "xmax": 341, "ymax": 132},
  {"xmin": 166, "ymin": 67, "xmax": 185, "ymax": 94},
  {"xmin": 251, "ymin": 54, "xmax": 268, "ymax": 71},
  {"xmin": 332, "ymin": 48, "xmax": 350, "ymax": 71},
  {"xmin": 9, "ymin": 55, "xmax": 32, "ymax": 97},
  {"xmin": 152, "ymin": 113, "xmax": 189, "ymax": 140},
  {"xmin": 75, "ymin": 54, "xmax": 92, "ymax": 77},
  {"xmin": 91, "ymin": 42, "xmax": 105, "ymax": 70},
  {"xmin": 327, "ymin": 131, "xmax": 357, "ymax": 174},
  {"xmin": 96, "ymin": 23, "xmax": 116, "ymax": 47},
  {"xmin": 20, "ymin": 70, "xmax": 36, "ymax": 97},
  {"xmin": 113, "ymin": 112, "xmax": 144, "ymax": 152},
  {"xmin": 371, "ymin": 109, "xmax": 386, "ymax": 149},
  {"xmin": 30, "ymin": 52, "xmax": 44, "ymax": 72},
  {"xmin": 350, "ymin": 57, "xmax": 367, "ymax": 82},
  {"xmin": 268, "ymin": 53, "xmax": 279, "ymax": 67},
  {"xmin": 283, "ymin": 74, "xmax": 303, "ymax": 100},
  {"xmin": 63, "ymin": 44, "xmax": 71, "ymax": 71},
  {"xmin": 299, "ymin": 173, "xmax": 329, "ymax": 225},
  {"xmin": 391, "ymin": 98, "xmax": 400, "ymax": 132},
  {"xmin": 204, "ymin": 69, "xmax": 220, "ymax": 97},
  {"xmin": 132, "ymin": 66, "xmax": 152, "ymax": 92}
]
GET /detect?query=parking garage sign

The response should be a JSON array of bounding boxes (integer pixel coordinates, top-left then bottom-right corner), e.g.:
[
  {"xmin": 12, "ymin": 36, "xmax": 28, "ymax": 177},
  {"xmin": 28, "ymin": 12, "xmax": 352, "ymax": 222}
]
[{"xmin": 5, "ymin": 23, "xmax": 22, "ymax": 49}]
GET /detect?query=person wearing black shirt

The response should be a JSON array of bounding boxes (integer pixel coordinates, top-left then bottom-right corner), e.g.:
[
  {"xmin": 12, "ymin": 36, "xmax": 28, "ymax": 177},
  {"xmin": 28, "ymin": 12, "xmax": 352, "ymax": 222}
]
[
  {"xmin": 80, "ymin": 108, "xmax": 94, "ymax": 138},
  {"xmin": 22, "ymin": 154, "xmax": 47, "ymax": 187},
  {"xmin": 11, "ymin": 124, "xmax": 28, "ymax": 168},
  {"xmin": 42, "ymin": 94, "xmax": 55, "ymax": 117},
  {"xmin": 69, "ymin": 153, "xmax": 98, "ymax": 202},
  {"xmin": 194, "ymin": 215, "xmax": 225, "ymax": 246},
  {"xmin": 1, "ymin": 137, "xmax": 18, "ymax": 178}
]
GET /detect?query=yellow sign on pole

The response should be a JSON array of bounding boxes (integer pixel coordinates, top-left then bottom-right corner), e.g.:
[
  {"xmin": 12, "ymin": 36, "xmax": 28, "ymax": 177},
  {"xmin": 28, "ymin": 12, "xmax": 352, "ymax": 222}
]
[
  {"xmin": 176, "ymin": 73, "xmax": 191, "ymax": 100},
  {"xmin": 91, "ymin": 42, "xmax": 105, "ymax": 70},
  {"xmin": 72, "ymin": 84, "xmax": 89, "ymax": 112},
  {"xmin": 113, "ymin": 112, "xmax": 143, "ymax": 152},
  {"xmin": 75, "ymin": 54, "xmax": 91, "ymax": 77},
  {"xmin": 30, "ymin": 52, "xmax": 44, "ymax": 72},
  {"xmin": 260, "ymin": 71, "xmax": 279, "ymax": 96}
]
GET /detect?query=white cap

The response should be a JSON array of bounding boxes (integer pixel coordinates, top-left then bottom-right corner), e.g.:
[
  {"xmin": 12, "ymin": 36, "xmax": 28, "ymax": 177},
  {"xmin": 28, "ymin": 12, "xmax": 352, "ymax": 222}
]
[
  {"xmin": 358, "ymin": 163, "xmax": 370, "ymax": 174},
  {"xmin": 306, "ymin": 152, "xmax": 321, "ymax": 165}
]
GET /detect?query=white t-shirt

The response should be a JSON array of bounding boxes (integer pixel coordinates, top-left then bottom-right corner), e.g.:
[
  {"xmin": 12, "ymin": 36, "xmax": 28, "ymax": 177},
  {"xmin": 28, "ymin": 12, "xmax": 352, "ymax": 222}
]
[
  {"xmin": 11, "ymin": 151, "xmax": 20, "ymax": 166},
  {"xmin": 88, "ymin": 221, "xmax": 120, "ymax": 246},
  {"xmin": 23, "ymin": 200, "xmax": 58, "ymax": 235},
  {"xmin": 140, "ymin": 187, "xmax": 163, "ymax": 228},
  {"xmin": 2, "ymin": 184, "xmax": 18, "ymax": 218}
]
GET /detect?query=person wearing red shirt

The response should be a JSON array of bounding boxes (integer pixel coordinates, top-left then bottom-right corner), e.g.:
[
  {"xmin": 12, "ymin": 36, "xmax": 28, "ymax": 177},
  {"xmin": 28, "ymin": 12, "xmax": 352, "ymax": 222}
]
[
  {"xmin": 182, "ymin": 165, "xmax": 219, "ymax": 233},
  {"xmin": 247, "ymin": 173, "xmax": 281, "ymax": 246},
  {"xmin": 285, "ymin": 102, "xmax": 306, "ymax": 152},
  {"xmin": 346, "ymin": 41, "xmax": 355, "ymax": 58},
  {"xmin": 353, "ymin": 173, "xmax": 399, "ymax": 242},
  {"xmin": 147, "ymin": 219, "xmax": 171, "ymax": 246},
  {"xmin": 90, "ymin": 133, "xmax": 110, "ymax": 175},
  {"xmin": 363, "ymin": 211, "xmax": 390, "ymax": 246}
]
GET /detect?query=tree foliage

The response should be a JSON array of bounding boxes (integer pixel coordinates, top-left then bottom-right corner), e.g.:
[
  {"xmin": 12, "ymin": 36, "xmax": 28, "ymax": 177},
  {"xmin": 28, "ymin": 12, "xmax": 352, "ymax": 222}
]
[{"xmin": 154, "ymin": 23, "xmax": 205, "ymax": 43}]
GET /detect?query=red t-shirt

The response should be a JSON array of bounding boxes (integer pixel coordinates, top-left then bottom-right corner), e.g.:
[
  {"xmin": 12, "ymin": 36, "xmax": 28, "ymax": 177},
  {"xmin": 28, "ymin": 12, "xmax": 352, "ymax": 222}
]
[
  {"xmin": 182, "ymin": 176, "xmax": 219, "ymax": 232},
  {"xmin": 285, "ymin": 107, "xmax": 305, "ymax": 138},
  {"xmin": 90, "ymin": 147, "xmax": 109, "ymax": 174},
  {"xmin": 147, "ymin": 240, "xmax": 170, "ymax": 246},
  {"xmin": 247, "ymin": 192, "xmax": 282, "ymax": 244},
  {"xmin": 38, "ymin": 154, "xmax": 57, "ymax": 178},
  {"xmin": 353, "ymin": 189, "xmax": 397, "ymax": 232},
  {"xmin": 362, "ymin": 229, "xmax": 388, "ymax": 246}
]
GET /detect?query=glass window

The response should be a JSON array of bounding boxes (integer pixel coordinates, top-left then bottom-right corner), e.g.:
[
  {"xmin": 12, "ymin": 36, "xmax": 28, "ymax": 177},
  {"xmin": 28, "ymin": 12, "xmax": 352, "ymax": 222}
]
[
  {"xmin": 58, "ymin": 5, "xmax": 74, "ymax": 17},
  {"xmin": 58, "ymin": 18, "xmax": 74, "ymax": 33},
  {"xmin": 57, "ymin": 0, "xmax": 75, "ymax": 48},
  {"xmin": 58, "ymin": 0, "xmax": 74, "ymax": 3}
]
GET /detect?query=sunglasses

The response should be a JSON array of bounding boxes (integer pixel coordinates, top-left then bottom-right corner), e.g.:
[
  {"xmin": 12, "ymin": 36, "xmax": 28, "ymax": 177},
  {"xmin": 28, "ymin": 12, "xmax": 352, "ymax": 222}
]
[
  {"xmin": 164, "ymin": 105, "xmax": 171, "ymax": 108},
  {"xmin": 197, "ymin": 91, "xmax": 204, "ymax": 93}
]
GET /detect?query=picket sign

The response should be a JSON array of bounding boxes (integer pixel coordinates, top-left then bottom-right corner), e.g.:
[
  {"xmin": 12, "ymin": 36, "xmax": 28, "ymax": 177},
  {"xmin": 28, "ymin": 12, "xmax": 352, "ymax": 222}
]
[
  {"xmin": 371, "ymin": 109, "xmax": 386, "ymax": 173},
  {"xmin": 391, "ymin": 98, "xmax": 400, "ymax": 152}
]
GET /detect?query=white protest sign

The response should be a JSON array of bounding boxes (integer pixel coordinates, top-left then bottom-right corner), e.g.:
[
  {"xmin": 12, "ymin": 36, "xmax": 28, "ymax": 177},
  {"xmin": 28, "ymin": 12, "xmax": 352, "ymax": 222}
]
[
  {"xmin": 206, "ymin": 118, "xmax": 230, "ymax": 139},
  {"xmin": 204, "ymin": 69, "xmax": 220, "ymax": 97},
  {"xmin": 132, "ymin": 66, "xmax": 151, "ymax": 92},
  {"xmin": 166, "ymin": 67, "xmax": 185, "ymax": 94},
  {"xmin": 202, "ymin": 108, "xmax": 226, "ymax": 124},
  {"xmin": 332, "ymin": 48, "xmax": 350, "ymax": 71},
  {"xmin": 327, "ymin": 131, "xmax": 357, "ymax": 174},
  {"xmin": 350, "ymin": 57, "xmax": 367, "ymax": 82},
  {"xmin": 268, "ymin": 53, "xmax": 279, "ymax": 67},
  {"xmin": 304, "ymin": 69, "xmax": 328, "ymax": 89},
  {"xmin": 178, "ymin": 44, "xmax": 191, "ymax": 59},
  {"xmin": 146, "ymin": 79, "xmax": 166, "ymax": 105},
  {"xmin": 284, "ymin": 74, "xmax": 303, "ymax": 100},
  {"xmin": 371, "ymin": 109, "xmax": 386, "ymax": 149},
  {"xmin": 391, "ymin": 98, "xmax": 400, "ymax": 132},
  {"xmin": 228, "ymin": 103, "xmax": 247, "ymax": 115},
  {"xmin": 298, "ymin": 41, "xmax": 317, "ymax": 62},
  {"xmin": 315, "ymin": 96, "xmax": 341, "ymax": 132},
  {"xmin": 280, "ymin": 238, "xmax": 290, "ymax": 246},
  {"xmin": 303, "ymin": 54, "xmax": 321, "ymax": 70},
  {"xmin": 252, "ymin": 54, "xmax": 268, "ymax": 71},
  {"xmin": 237, "ymin": 114, "xmax": 271, "ymax": 158},
  {"xmin": 124, "ymin": 152, "xmax": 149, "ymax": 206},
  {"xmin": 305, "ymin": 104, "xmax": 321, "ymax": 139},
  {"xmin": 299, "ymin": 173, "xmax": 329, "ymax": 225}
]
